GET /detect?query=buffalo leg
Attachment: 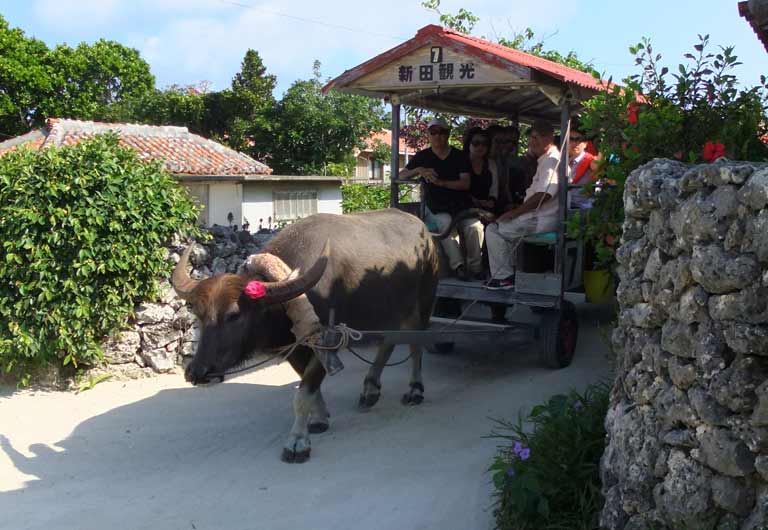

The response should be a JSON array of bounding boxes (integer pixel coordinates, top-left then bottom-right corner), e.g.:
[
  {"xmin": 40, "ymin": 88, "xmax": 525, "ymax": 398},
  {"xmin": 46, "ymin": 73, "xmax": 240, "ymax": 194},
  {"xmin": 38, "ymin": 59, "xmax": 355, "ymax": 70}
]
[
  {"xmin": 282, "ymin": 353, "xmax": 326, "ymax": 463},
  {"xmin": 288, "ymin": 348, "xmax": 330, "ymax": 433},
  {"xmin": 308, "ymin": 389, "xmax": 330, "ymax": 434},
  {"xmin": 401, "ymin": 344, "xmax": 424, "ymax": 405},
  {"xmin": 358, "ymin": 343, "xmax": 394, "ymax": 410}
]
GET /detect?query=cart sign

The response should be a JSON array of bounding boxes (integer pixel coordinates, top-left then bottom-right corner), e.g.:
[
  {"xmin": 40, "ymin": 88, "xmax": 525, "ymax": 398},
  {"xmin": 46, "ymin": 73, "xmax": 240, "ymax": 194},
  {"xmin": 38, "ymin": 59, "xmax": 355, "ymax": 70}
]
[{"xmin": 349, "ymin": 45, "xmax": 531, "ymax": 91}]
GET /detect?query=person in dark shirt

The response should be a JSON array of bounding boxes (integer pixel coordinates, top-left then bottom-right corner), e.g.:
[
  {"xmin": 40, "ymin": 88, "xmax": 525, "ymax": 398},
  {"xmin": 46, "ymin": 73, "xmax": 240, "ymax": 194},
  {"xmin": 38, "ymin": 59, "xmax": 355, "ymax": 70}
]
[
  {"xmin": 489, "ymin": 125, "xmax": 528, "ymax": 212},
  {"xmin": 399, "ymin": 118, "xmax": 484, "ymax": 280},
  {"xmin": 463, "ymin": 127, "xmax": 494, "ymax": 211}
]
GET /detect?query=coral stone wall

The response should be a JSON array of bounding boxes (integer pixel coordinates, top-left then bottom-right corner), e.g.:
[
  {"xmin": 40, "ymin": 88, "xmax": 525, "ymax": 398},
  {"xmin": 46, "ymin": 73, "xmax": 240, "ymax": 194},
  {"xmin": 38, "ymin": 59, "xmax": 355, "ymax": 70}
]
[{"xmin": 602, "ymin": 159, "xmax": 768, "ymax": 530}]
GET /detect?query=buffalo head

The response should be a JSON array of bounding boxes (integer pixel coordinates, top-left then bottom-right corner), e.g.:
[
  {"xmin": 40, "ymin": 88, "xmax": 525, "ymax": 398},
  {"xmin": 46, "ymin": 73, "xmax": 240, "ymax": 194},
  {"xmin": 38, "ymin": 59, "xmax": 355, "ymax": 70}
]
[{"xmin": 172, "ymin": 242, "xmax": 329, "ymax": 385}]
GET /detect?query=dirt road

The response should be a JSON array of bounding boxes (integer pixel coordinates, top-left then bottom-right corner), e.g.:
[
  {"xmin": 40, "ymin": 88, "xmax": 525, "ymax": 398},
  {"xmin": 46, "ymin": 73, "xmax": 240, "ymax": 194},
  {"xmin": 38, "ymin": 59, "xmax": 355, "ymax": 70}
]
[{"xmin": 1, "ymin": 304, "xmax": 613, "ymax": 530}]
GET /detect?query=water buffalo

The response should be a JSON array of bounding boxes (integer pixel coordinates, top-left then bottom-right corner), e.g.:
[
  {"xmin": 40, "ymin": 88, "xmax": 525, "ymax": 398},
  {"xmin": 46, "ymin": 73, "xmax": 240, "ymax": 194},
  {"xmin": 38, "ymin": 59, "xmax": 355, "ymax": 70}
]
[{"xmin": 171, "ymin": 208, "xmax": 440, "ymax": 463}]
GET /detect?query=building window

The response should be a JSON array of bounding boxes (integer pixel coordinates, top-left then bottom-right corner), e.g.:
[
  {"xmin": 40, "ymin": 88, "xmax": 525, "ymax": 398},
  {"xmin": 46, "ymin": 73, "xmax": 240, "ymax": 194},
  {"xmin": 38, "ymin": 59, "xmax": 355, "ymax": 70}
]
[
  {"xmin": 183, "ymin": 183, "xmax": 209, "ymax": 225},
  {"xmin": 273, "ymin": 190, "xmax": 318, "ymax": 221}
]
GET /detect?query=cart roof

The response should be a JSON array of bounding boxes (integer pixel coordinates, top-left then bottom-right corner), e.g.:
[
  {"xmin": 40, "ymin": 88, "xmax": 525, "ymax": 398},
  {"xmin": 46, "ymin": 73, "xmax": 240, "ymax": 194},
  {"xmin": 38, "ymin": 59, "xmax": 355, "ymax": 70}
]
[{"xmin": 323, "ymin": 25, "xmax": 610, "ymax": 122}]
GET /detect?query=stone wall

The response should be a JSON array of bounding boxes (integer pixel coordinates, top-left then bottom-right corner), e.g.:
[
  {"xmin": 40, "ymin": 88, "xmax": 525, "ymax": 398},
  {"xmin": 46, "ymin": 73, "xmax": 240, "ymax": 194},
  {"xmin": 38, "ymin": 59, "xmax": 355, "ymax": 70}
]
[
  {"xmin": 99, "ymin": 226, "xmax": 274, "ymax": 377},
  {"xmin": 602, "ymin": 159, "xmax": 768, "ymax": 530}
]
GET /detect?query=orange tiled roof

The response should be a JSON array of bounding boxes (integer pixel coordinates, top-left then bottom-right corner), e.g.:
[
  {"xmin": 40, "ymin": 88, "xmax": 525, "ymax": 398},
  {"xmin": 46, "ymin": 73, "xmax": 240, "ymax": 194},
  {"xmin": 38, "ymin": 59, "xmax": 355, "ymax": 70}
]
[
  {"xmin": 0, "ymin": 118, "xmax": 272, "ymax": 176},
  {"xmin": 363, "ymin": 130, "xmax": 415, "ymax": 155}
]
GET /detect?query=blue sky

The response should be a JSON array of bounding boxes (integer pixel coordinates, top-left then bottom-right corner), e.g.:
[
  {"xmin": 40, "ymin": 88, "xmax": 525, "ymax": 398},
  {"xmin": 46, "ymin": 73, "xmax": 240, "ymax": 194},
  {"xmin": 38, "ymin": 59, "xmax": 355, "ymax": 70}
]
[{"xmin": 1, "ymin": 0, "xmax": 766, "ymax": 97}]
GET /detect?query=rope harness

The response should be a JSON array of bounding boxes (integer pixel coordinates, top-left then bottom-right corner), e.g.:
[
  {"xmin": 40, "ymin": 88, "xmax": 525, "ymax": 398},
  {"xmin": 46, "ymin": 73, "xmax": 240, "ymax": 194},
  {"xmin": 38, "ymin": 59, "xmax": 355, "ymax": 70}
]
[{"xmin": 207, "ymin": 321, "xmax": 416, "ymax": 381}]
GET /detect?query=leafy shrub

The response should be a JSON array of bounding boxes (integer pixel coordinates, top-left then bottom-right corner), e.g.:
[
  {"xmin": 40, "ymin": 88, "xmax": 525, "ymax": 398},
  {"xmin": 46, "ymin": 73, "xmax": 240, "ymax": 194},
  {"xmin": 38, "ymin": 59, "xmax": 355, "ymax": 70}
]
[
  {"xmin": 0, "ymin": 134, "xmax": 200, "ymax": 383},
  {"xmin": 341, "ymin": 183, "xmax": 391, "ymax": 213},
  {"xmin": 568, "ymin": 35, "xmax": 768, "ymax": 272},
  {"xmin": 490, "ymin": 382, "xmax": 610, "ymax": 530},
  {"xmin": 341, "ymin": 182, "xmax": 421, "ymax": 214}
]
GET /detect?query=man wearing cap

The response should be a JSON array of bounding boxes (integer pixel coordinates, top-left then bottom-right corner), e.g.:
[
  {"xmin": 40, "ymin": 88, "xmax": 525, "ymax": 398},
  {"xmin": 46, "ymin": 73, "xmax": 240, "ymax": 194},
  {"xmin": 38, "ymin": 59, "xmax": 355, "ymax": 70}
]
[
  {"xmin": 399, "ymin": 118, "xmax": 484, "ymax": 281},
  {"xmin": 485, "ymin": 120, "xmax": 562, "ymax": 290}
]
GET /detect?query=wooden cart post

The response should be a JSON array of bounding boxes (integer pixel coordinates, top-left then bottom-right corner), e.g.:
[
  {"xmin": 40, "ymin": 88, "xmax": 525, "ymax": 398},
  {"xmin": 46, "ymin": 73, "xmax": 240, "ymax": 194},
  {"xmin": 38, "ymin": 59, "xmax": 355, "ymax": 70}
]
[{"xmin": 389, "ymin": 101, "xmax": 401, "ymax": 208}]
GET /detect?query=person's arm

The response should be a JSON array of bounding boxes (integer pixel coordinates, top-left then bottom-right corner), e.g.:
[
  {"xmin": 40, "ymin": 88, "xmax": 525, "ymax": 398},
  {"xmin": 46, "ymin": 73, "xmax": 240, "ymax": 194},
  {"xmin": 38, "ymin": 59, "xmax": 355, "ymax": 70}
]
[
  {"xmin": 424, "ymin": 171, "xmax": 470, "ymax": 191},
  {"xmin": 497, "ymin": 151, "xmax": 558, "ymax": 222},
  {"xmin": 398, "ymin": 151, "xmax": 434, "ymax": 180},
  {"xmin": 497, "ymin": 192, "xmax": 551, "ymax": 221},
  {"xmin": 399, "ymin": 166, "xmax": 435, "ymax": 180}
]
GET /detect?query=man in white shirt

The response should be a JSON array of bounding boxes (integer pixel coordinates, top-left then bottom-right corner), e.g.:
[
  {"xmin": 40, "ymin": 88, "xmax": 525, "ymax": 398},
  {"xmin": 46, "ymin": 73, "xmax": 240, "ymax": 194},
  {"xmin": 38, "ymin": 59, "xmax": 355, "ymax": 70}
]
[{"xmin": 485, "ymin": 120, "xmax": 562, "ymax": 290}]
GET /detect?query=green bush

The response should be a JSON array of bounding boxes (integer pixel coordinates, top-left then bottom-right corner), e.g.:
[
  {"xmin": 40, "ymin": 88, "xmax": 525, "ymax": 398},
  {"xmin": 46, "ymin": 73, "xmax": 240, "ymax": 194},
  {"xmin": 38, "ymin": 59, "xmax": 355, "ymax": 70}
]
[
  {"xmin": 341, "ymin": 182, "xmax": 420, "ymax": 213},
  {"xmin": 341, "ymin": 182, "xmax": 391, "ymax": 213},
  {"xmin": 490, "ymin": 382, "xmax": 610, "ymax": 530},
  {"xmin": 0, "ymin": 134, "xmax": 200, "ymax": 383}
]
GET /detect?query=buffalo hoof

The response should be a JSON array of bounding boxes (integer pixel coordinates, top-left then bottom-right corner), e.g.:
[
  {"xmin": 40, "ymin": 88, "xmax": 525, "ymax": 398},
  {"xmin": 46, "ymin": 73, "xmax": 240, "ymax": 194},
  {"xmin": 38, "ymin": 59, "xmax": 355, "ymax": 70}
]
[
  {"xmin": 308, "ymin": 421, "xmax": 329, "ymax": 434},
  {"xmin": 358, "ymin": 392, "xmax": 380, "ymax": 410},
  {"xmin": 401, "ymin": 382, "xmax": 425, "ymax": 406},
  {"xmin": 281, "ymin": 447, "xmax": 311, "ymax": 463},
  {"xmin": 281, "ymin": 434, "xmax": 311, "ymax": 463}
]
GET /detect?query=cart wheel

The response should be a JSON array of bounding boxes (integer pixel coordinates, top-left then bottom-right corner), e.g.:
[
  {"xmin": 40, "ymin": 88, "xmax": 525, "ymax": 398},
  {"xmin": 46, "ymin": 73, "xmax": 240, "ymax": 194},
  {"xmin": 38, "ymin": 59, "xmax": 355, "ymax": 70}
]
[
  {"xmin": 426, "ymin": 342, "xmax": 455, "ymax": 354},
  {"xmin": 540, "ymin": 301, "xmax": 578, "ymax": 369}
]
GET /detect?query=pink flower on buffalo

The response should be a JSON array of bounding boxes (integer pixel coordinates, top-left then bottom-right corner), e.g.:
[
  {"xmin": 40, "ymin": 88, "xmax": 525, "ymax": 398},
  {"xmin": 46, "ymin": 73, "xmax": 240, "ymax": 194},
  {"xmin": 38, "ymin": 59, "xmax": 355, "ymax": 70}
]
[
  {"xmin": 244, "ymin": 281, "xmax": 267, "ymax": 300},
  {"xmin": 702, "ymin": 141, "xmax": 726, "ymax": 163}
]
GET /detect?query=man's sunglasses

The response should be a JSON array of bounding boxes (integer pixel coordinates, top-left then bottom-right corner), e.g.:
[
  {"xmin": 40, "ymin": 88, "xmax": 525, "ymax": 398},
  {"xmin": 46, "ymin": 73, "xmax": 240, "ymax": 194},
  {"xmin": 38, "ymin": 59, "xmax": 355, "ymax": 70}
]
[
  {"xmin": 569, "ymin": 136, "xmax": 585, "ymax": 142},
  {"xmin": 429, "ymin": 129, "xmax": 450, "ymax": 136},
  {"xmin": 471, "ymin": 140, "xmax": 489, "ymax": 146}
]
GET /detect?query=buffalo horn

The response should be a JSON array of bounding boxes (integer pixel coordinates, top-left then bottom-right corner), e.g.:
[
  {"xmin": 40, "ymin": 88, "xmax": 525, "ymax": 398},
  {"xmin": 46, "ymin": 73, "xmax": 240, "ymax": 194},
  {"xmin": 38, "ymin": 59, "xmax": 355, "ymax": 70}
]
[
  {"xmin": 262, "ymin": 240, "xmax": 330, "ymax": 304},
  {"xmin": 171, "ymin": 245, "xmax": 201, "ymax": 301}
]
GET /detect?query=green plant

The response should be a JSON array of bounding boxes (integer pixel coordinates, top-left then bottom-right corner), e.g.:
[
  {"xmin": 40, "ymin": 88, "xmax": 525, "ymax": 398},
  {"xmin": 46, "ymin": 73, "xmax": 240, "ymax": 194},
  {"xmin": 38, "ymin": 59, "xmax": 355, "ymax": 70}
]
[
  {"xmin": 341, "ymin": 183, "xmax": 392, "ymax": 213},
  {"xmin": 489, "ymin": 382, "xmax": 610, "ymax": 530},
  {"xmin": 0, "ymin": 134, "xmax": 200, "ymax": 384},
  {"xmin": 369, "ymin": 138, "xmax": 392, "ymax": 165},
  {"xmin": 569, "ymin": 35, "xmax": 768, "ymax": 273}
]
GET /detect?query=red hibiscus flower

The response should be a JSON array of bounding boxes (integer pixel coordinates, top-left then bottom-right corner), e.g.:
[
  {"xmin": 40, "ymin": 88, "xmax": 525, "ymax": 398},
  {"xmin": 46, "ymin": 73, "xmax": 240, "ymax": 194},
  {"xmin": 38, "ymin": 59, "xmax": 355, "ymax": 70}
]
[
  {"xmin": 702, "ymin": 141, "xmax": 726, "ymax": 163},
  {"xmin": 627, "ymin": 102, "xmax": 639, "ymax": 125}
]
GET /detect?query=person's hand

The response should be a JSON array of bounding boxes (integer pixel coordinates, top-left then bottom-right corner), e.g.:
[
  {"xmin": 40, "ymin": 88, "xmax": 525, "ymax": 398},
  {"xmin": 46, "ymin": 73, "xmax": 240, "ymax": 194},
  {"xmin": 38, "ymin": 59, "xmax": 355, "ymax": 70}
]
[
  {"xmin": 419, "ymin": 167, "xmax": 438, "ymax": 179},
  {"xmin": 473, "ymin": 198, "xmax": 494, "ymax": 209},
  {"xmin": 497, "ymin": 208, "xmax": 518, "ymax": 222},
  {"xmin": 423, "ymin": 172, "xmax": 441, "ymax": 186}
]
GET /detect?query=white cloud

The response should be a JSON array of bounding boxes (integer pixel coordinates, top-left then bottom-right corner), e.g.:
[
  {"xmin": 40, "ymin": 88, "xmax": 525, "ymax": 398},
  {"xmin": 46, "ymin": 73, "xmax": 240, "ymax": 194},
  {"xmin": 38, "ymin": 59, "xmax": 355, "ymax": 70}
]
[
  {"xmin": 33, "ymin": 0, "xmax": 121, "ymax": 31},
  {"xmin": 135, "ymin": 0, "xmax": 433, "ymax": 93},
  {"xmin": 33, "ymin": 0, "xmax": 575, "ymax": 94}
]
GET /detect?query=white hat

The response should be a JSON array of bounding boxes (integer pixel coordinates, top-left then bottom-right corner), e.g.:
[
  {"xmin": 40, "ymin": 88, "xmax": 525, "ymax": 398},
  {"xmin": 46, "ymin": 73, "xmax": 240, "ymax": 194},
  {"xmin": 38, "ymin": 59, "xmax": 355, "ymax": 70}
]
[{"xmin": 426, "ymin": 118, "xmax": 449, "ymax": 130}]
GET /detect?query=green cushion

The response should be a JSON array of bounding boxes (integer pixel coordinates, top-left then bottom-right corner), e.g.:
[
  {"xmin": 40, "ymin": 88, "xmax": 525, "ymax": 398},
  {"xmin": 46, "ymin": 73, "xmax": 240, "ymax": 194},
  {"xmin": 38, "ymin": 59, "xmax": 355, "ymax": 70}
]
[{"xmin": 523, "ymin": 232, "xmax": 558, "ymax": 245}]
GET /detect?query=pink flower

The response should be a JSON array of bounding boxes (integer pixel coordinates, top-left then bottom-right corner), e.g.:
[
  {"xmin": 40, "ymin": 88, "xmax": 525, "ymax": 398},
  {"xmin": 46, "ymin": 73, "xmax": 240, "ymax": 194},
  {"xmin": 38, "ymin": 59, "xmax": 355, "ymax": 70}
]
[
  {"xmin": 702, "ymin": 141, "xmax": 726, "ymax": 163},
  {"xmin": 244, "ymin": 281, "xmax": 267, "ymax": 300}
]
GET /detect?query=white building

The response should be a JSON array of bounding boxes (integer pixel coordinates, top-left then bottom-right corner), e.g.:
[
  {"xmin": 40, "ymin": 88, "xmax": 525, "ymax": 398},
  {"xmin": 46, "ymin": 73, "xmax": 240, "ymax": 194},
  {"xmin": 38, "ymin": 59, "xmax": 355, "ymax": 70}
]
[{"xmin": 0, "ymin": 118, "xmax": 343, "ymax": 228}]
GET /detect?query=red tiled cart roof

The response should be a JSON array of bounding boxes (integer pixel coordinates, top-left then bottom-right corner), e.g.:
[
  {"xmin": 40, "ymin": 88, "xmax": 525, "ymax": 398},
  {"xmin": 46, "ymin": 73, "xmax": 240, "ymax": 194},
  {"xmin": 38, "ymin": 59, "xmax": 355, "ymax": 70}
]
[
  {"xmin": 324, "ymin": 24, "xmax": 606, "ymax": 94},
  {"xmin": 739, "ymin": 1, "xmax": 768, "ymax": 52}
]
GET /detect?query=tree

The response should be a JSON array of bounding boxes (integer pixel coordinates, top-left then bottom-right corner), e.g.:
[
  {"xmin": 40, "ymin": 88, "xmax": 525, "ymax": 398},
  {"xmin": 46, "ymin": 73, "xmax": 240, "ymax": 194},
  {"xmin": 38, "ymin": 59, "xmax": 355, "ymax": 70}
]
[
  {"xmin": 228, "ymin": 49, "xmax": 277, "ymax": 159},
  {"xmin": 43, "ymin": 39, "xmax": 155, "ymax": 121},
  {"xmin": 0, "ymin": 15, "xmax": 156, "ymax": 136},
  {"xmin": 104, "ymin": 84, "xmax": 207, "ymax": 130},
  {"xmin": 498, "ymin": 28, "xmax": 598, "ymax": 77},
  {"xmin": 421, "ymin": 0, "xmax": 479, "ymax": 34},
  {"xmin": 0, "ymin": 15, "xmax": 54, "ymax": 135},
  {"xmin": 263, "ymin": 61, "xmax": 386, "ymax": 174}
]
